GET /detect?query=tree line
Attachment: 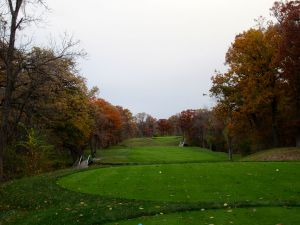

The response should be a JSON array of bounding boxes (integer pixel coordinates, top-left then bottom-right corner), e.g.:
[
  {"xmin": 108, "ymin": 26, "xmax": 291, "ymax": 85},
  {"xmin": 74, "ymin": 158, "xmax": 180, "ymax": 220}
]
[
  {"xmin": 210, "ymin": 0, "xmax": 300, "ymax": 158},
  {"xmin": 0, "ymin": 0, "xmax": 139, "ymax": 180},
  {"xmin": 1, "ymin": 0, "xmax": 299, "ymax": 180},
  {"xmin": 137, "ymin": 0, "xmax": 300, "ymax": 160}
]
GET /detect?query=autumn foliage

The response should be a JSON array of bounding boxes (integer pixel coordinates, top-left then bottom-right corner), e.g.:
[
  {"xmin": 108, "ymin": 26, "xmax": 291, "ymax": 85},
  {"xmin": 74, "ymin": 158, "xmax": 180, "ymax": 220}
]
[
  {"xmin": 210, "ymin": 0, "xmax": 300, "ymax": 154},
  {"xmin": 1, "ymin": 0, "xmax": 299, "ymax": 180}
]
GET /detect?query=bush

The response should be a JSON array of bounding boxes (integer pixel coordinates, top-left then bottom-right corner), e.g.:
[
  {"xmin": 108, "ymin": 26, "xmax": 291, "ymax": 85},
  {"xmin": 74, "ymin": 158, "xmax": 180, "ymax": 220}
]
[{"xmin": 237, "ymin": 139, "xmax": 252, "ymax": 156}]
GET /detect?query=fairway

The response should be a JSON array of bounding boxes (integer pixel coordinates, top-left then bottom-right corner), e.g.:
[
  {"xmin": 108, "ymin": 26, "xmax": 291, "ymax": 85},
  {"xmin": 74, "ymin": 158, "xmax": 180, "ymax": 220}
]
[
  {"xmin": 97, "ymin": 137, "xmax": 230, "ymax": 164},
  {"xmin": 104, "ymin": 207, "xmax": 300, "ymax": 225},
  {"xmin": 99, "ymin": 146, "xmax": 229, "ymax": 164},
  {"xmin": 58, "ymin": 162, "xmax": 300, "ymax": 203}
]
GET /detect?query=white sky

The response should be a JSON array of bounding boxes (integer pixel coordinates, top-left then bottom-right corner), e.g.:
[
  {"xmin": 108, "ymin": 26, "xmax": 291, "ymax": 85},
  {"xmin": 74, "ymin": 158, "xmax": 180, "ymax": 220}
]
[{"xmin": 35, "ymin": 0, "xmax": 275, "ymax": 119}]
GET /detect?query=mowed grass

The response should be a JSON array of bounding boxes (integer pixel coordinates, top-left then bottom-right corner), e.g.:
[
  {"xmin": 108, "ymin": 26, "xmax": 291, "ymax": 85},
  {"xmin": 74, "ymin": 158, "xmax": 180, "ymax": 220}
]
[
  {"xmin": 0, "ymin": 170, "xmax": 198, "ymax": 225},
  {"xmin": 97, "ymin": 136, "xmax": 230, "ymax": 164},
  {"xmin": 104, "ymin": 207, "xmax": 300, "ymax": 225},
  {"xmin": 2, "ymin": 136, "xmax": 300, "ymax": 225},
  {"xmin": 58, "ymin": 162, "xmax": 300, "ymax": 203},
  {"xmin": 98, "ymin": 146, "xmax": 229, "ymax": 164}
]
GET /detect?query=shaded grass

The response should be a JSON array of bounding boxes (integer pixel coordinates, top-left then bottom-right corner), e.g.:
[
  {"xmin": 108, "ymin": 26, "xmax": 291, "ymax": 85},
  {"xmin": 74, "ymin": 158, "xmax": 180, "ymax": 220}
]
[
  {"xmin": 104, "ymin": 207, "xmax": 300, "ymax": 225},
  {"xmin": 0, "ymin": 168, "xmax": 198, "ymax": 225},
  {"xmin": 58, "ymin": 162, "xmax": 300, "ymax": 203}
]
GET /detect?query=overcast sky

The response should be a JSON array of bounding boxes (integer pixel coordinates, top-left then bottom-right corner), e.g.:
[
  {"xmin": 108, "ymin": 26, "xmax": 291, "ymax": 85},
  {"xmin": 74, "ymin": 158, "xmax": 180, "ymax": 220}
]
[{"xmin": 35, "ymin": 0, "xmax": 276, "ymax": 119}]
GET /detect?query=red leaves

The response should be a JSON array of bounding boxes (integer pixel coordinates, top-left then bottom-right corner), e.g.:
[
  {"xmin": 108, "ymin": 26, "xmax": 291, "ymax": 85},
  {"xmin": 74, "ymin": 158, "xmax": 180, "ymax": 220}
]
[{"xmin": 157, "ymin": 119, "xmax": 172, "ymax": 136}]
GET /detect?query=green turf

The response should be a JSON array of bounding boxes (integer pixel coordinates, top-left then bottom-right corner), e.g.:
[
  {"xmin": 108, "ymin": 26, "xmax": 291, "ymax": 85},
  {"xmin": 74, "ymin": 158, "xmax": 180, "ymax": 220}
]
[
  {"xmin": 98, "ymin": 146, "xmax": 229, "ymax": 164},
  {"xmin": 1, "ymin": 169, "xmax": 196, "ymax": 225},
  {"xmin": 97, "ymin": 136, "xmax": 235, "ymax": 164},
  {"xmin": 58, "ymin": 162, "xmax": 300, "ymax": 203},
  {"xmin": 2, "ymin": 137, "xmax": 300, "ymax": 225},
  {"xmin": 104, "ymin": 207, "xmax": 300, "ymax": 225}
]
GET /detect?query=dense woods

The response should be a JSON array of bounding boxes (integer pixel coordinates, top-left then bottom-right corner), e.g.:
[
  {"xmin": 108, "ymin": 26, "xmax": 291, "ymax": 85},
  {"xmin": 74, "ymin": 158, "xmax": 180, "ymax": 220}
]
[
  {"xmin": 169, "ymin": 1, "xmax": 300, "ymax": 158},
  {"xmin": 0, "ymin": 0, "xmax": 299, "ymax": 180},
  {"xmin": 0, "ymin": 0, "xmax": 138, "ymax": 180},
  {"xmin": 210, "ymin": 0, "xmax": 300, "ymax": 155}
]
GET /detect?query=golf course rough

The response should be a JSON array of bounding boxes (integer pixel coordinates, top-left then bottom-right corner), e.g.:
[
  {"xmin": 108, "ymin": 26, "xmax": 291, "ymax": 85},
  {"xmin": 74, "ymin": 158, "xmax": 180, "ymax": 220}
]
[{"xmin": 103, "ymin": 207, "xmax": 300, "ymax": 225}]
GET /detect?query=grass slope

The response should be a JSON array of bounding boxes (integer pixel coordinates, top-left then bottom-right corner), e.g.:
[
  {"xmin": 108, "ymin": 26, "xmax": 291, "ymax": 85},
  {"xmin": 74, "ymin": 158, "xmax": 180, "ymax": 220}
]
[
  {"xmin": 242, "ymin": 147, "xmax": 300, "ymax": 161},
  {"xmin": 98, "ymin": 146, "xmax": 229, "ymax": 164},
  {"xmin": 97, "ymin": 136, "xmax": 230, "ymax": 164},
  {"xmin": 58, "ymin": 162, "xmax": 300, "ymax": 203},
  {"xmin": 121, "ymin": 136, "xmax": 182, "ymax": 147}
]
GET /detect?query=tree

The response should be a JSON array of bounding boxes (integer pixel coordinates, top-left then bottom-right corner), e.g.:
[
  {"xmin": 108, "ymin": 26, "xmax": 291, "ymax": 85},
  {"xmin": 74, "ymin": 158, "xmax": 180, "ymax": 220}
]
[
  {"xmin": 229, "ymin": 27, "xmax": 282, "ymax": 146},
  {"xmin": 211, "ymin": 24, "xmax": 285, "ymax": 155},
  {"xmin": 90, "ymin": 99, "xmax": 122, "ymax": 152},
  {"xmin": 190, "ymin": 109, "xmax": 211, "ymax": 148},
  {"xmin": 49, "ymin": 73, "xmax": 93, "ymax": 163},
  {"xmin": 0, "ymin": 0, "xmax": 82, "ymax": 180},
  {"xmin": 179, "ymin": 109, "xmax": 197, "ymax": 143},
  {"xmin": 116, "ymin": 106, "xmax": 136, "ymax": 140},
  {"xmin": 134, "ymin": 113, "xmax": 157, "ymax": 137},
  {"xmin": 157, "ymin": 119, "xmax": 172, "ymax": 136},
  {"xmin": 272, "ymin": 0, "xmax": 300, "ymax": 146},
  {"xmin": 1, "ymin": 0, "xmax": 43, "ymax": 179},
  {"xmin": 144, "ymin": 115, "xmax": 157, "ymax": 137},
  {"xmin": 167, "ymin": 114, "xmax": 182, "ymax": 136}
]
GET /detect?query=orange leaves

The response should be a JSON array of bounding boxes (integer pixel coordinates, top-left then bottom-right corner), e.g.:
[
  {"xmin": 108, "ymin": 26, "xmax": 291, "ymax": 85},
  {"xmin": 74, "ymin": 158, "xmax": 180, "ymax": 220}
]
[
  {"xmin": 90, "ymin": 98, "xmax": 123, "ymax": 147},
  {"xmin": 210, "ymin": 17, "xmax": 287, "ymax": 149},
  {"xmin": 94, "ymin": 98, "xmax": 122, "ymax": 130}
]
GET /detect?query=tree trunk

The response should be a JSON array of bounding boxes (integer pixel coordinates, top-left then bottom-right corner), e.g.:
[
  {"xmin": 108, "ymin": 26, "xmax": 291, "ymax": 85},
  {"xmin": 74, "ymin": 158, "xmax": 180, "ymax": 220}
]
[
  {"xmin": 271, "ymin": 97, "xmax": 279, "ymax": 148},
  {"xmin": 228, "ymin": 137, "xmax": 233, "ymax": 161},
  {"xmin": 0, "ymin": 70, "xmax": 14, "ymax": 181},
  {"xmin": 90, "ymin": 135, "xmax": 97, "ymax": 157},
  {"xmin": 69, "ymin": 146, "xmax": 83, "ymax": 163},
  {"xmin": 0, "ymin": 0, "xmax": 23, "ymax": 181},
  {"xmin": 0, "ymin": 140, "xmax": 4, "ymax": 181},
  {"xmin": 90, "ymin": 142, "xmax": 95, "ymax": 158},
  {"xmin": 296, "ymin": 85, "xmax": 300, "ymax": 147},
  {"xmin": 296, "ymin": 98, "xmax": 300, "ymax": 147}
]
